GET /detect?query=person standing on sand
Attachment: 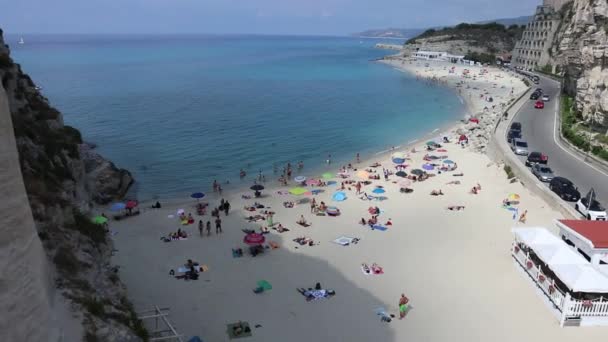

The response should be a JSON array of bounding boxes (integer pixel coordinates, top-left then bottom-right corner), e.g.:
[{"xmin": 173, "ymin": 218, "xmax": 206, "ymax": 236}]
[
  {"xmin": 356, "ymin": 153, "xmax": 360, "ymax": 163},
  {"xmin": 198, "ymin": 220, "xmax": 203, "ymax": 237},
  {"xmin": 356, "ymin": 182, "xmax": 361, "ymax": 195},
  {"xmin": 213, "ymin": 180, "xmax": 218, "ymax": 192},
  {"xmin": 206, "ymin": 221, "xmax": 211, "ymax": 236},
  {"xmin": 310, "ymin": 198, "xmax": 316, "ymax": 213},
  {"xmin": 519, "ymin": 210, "xmax": 528, "ymax": 224},
  {"xmin": 224, "ymin": 201, "xmax": 230, "ymax": 216},
  {"xmin": 399, "ymin": 294, "xmax": 410, "ymax": 319},
  {"xmin": 218, "ymin": 185, "xmax": 223, "ymax": 195},
  {"xmin": 215, "ymin": 217, "xmax": 222, "ymax": 234}
]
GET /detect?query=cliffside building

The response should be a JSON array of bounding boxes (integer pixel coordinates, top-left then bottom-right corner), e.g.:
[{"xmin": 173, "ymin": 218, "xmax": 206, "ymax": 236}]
[{"xmin": 511, "ymin": 0, "xmax": 568, "ymax": 71}]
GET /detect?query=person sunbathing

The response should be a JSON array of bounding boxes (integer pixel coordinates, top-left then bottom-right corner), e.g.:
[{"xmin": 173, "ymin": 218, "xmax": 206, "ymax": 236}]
[
  {"xmin": 276, "ymin": 223, "xmax": 288, "ymax": 233},
  {"xmin": 446, "ymin": 180, "xmax": 461, "ymax": 185},
  {"xmin": 360, "ymin": 217, "xmax": 367, "ymax": 225},
  {"xmin": 260, "ymin": 226, "xmax": 269, "ymax": 234},
  {"xmin": 386, "ymin": 219, "xmax": 392, "ymax": 226},
  {"xmin": 371, "ymin": 263, "xmax": 383, "ymax": 274},
  {"xmin": 362, "ymin": 263, "xmax": 371, "ymax": 274},
  {"xmin": 471, "ymin": 187, "xmax": 478, "ymax": 194},
  {"xmin": 297, "ymin": 215, "xmax": 309, "ymax": 226},
  {"xmin": 430, "ymin": 189, "xmax": 444, "ymax": 196},
  {"xmin": 283, "ymin": 201, "xmax": 294, "ymax": 208},
  {"xmin": 447, "ymin": 205, "xmax": 465, "ymax": 211}
]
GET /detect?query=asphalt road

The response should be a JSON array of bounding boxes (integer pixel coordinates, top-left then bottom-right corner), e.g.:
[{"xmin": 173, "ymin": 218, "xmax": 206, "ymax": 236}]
[{"xmin": 510, "ymin": 75, "xmax": 608, "ymax": 211}]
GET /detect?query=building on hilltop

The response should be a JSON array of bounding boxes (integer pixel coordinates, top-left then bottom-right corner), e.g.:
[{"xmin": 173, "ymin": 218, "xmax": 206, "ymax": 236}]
[{"xmin": 511, "ymin": 0, "xmax": 568, "ymax": 71}]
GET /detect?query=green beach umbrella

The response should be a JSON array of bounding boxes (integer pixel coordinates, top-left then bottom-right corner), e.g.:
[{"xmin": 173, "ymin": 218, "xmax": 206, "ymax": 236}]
[
  {"xmin": 426, "ymin": 141, "xmax": 437, "ymax": 146},
  {"xmin": 289, "ymin": 187, "xmax": 307, "ymax": 195},
  {"xmin": 92, "ymin": 216, "xmax": 108, "ymax": 225},
  {"xmin": 257, "ymin": 280, "xmax": 272, "ymax": 290},
  {"xmin": 322, "ymin": 172, "xmax": 333, "ymax": 180}
]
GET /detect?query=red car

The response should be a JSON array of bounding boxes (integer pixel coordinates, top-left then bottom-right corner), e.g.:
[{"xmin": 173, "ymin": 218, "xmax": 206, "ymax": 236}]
[{"xmin": 534, "ymin": 100, "xmax": 545, "ymax": 109}]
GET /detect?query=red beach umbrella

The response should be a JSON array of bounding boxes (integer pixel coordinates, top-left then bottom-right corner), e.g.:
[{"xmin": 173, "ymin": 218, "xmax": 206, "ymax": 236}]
[
  {"xmin": 243, "ymin": 233, "xmax": 265, "ymax": 246},
  {"xmin": 125, "ymin": 200, "xmax": 139, "ymax": 209},
  {"xmin": 459, "ymin": 134, "xmax": 468, "ymax": 142}
]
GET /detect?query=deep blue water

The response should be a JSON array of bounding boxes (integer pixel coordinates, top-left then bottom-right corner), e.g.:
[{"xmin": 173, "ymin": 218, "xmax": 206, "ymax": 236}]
[{"xmin": 8, "ymin": 34, "xmax": 463, "ymax": 199}]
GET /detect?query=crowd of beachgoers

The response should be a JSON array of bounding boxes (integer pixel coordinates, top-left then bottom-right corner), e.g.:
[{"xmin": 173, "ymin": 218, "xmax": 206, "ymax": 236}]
[{"xmin": 106, "ymin": 61, "xmax": 608, "ymax": 341}]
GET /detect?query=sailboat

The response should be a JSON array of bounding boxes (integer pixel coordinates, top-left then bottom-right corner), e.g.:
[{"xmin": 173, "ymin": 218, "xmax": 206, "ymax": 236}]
[{"xmin": 18, "ymin": 37, "xmax": 24, "ymax": 45}]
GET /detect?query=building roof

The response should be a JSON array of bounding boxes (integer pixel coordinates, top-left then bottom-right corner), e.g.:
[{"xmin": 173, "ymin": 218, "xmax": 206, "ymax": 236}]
[{"xmin": 557, "ymin": 220, "xmax": 608, "ymax": 249}]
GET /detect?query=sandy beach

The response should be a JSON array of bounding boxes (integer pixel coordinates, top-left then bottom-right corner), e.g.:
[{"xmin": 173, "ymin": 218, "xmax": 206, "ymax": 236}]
[{"xmin": 110, "ymin": 59, "xmax": 608, "ymax": 341}]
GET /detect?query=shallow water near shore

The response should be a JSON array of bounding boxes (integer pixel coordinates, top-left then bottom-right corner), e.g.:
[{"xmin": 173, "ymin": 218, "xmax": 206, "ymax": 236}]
[{"xmin": 10, "ymin": 34, "xmax": 464, "ymax": 199}]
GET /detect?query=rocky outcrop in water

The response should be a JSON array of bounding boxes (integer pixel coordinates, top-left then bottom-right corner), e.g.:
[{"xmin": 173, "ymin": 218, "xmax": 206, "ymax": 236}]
[
  {"xmin": 0, "ymin": 28, "xmax": 143, "ymax": 341},
  {"xmin": 551, "ymin": 0, "xmax": 608, "ymax": 132}
]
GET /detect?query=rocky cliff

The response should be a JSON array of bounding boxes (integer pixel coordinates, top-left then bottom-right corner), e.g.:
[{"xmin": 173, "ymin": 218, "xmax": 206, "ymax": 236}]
[
  {"xmin": 551, "ymin": 0, "xmax": 608, "ymax": 132},
  {"xmin": 0, "ymin": 28, "xmax": 145, "ymax": 341}
]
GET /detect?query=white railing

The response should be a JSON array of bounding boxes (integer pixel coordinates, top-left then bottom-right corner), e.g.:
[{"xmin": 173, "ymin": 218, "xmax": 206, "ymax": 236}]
[
  {"xmin": 512, "ymin": 241, "xmax": 608, "ymax": 326},
  {"xmin": 511, "ymin": 243, "xmax": 566, "ymax": 309}
]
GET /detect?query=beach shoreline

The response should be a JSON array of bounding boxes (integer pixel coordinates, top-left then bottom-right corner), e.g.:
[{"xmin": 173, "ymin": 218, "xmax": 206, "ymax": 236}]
[{"xmin": 108, "ymin": 57, "xmax": 608, "ymax": 341}]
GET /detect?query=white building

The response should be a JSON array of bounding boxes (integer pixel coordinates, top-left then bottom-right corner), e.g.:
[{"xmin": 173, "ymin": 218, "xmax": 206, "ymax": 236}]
[
  {"xmin": 512, "ymin": 221, "xmax": 608, "ymax": 327},
  {"xmin": 412, "ymin": 50, "xmax": 465, "ymax": 63}
]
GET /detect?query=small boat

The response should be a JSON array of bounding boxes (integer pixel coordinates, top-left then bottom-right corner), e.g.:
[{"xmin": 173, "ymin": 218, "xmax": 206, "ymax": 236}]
[{"xmin": 18, "ymin": 37, "xmax": 24, "ymax": 45}]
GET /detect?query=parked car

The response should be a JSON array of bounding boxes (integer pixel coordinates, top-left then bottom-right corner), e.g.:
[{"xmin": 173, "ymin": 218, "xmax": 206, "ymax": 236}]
[
  {"xmin": 535, "ymin": 88, "xmax": 543, "ymax": 94},
  {"xmin": 576, "ymin": 189, "xmax": 607, "ymax": 220},
  {"xmin": 542, "ymin": 95, "xmax": 550, "ymax": 102},
  {"xmin": 510, "ymin": 122, "xmax": 522, "ymax": 133},
  {"xmin": 511, "ymin": 138, "xmax": 529, "ymax": 156},
  {"xmin": 534, "ymin": 100, "xmax": 545, "ymax": 109},
  {"xmin": 530, "ymin": 92, "xmax": 540, "ymax": 100},
  {"xmin": 507, "ymin": 129, "xmax": 522, "ymax": 143},
  {"xmin": 549, "ymin": 177, "xmax": 581, "ymax": 202},
  {"xmin": 525, "ymin": 152, "xmax": 548, "ymax": 166},
  {"xmin": 531, "ymin": 164, "xmax": 554, "ymax": 182}
]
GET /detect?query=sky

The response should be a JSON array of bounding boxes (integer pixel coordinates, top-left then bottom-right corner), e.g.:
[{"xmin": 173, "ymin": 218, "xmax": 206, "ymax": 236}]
[{"xmin": 0, "ymin": 0, "xmax": 539, "ymax": 36}]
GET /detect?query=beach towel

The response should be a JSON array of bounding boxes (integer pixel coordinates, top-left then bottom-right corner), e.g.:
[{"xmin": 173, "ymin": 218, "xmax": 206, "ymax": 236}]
[
  {"xmin": 371, "ymin": 225, "xmax": 388, "ymax": 231},
  {"xmin": 297, "ymin": 222, "xmax": 311, "ymax": 227},
  {"xmin": 332, "ymin": 236, "xmax": 358, "ymax": 246},
  {"xmin": 177, "ymin": 265, "xmax": 208, "ymax": 273},
  {"xmin": 226, "ymin": 322, "xmax": 252, "ymax": 339}
]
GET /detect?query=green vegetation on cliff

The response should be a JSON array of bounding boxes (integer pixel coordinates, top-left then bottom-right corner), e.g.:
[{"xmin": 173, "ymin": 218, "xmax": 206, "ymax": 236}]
[{"xmin": 561, "ymin": 96, "xmax": 608, "ymax": 162}]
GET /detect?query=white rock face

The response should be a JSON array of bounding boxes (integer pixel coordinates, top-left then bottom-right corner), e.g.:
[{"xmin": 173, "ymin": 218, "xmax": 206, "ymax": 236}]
[
  {"xmin": 554, "ymin": 0, "xmax": 608, "ymax": 129},
  {"xmin": 0, "ymin": 84, "xmax": 51, "ymax": 341}
]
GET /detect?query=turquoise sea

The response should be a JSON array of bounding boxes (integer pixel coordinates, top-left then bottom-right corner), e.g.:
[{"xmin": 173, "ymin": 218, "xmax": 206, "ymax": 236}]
[{"xmin": 9, "ymin": 34, "xmax": 464, "ymax": 200}]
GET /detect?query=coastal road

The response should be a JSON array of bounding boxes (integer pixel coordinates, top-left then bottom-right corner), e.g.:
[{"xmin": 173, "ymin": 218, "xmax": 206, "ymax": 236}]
[{"xmin": 510, "ymin": 75, "xmax": 608, "ymax": 212}]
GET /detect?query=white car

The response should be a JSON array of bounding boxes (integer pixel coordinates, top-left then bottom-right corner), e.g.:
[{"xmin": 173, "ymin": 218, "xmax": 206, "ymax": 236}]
[
  {"xmin": 576, "ymin": 197, "xmax": 607, "ymax": 220},
  {"xmin": 542, "ymin": 95, "xmax": 550, "ymax": 102}
]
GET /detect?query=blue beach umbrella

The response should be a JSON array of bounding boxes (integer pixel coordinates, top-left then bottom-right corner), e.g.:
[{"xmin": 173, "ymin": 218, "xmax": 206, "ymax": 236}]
[
  {"xmin": 422, "ymin": 163, "xmax": 434, "ymax": 171},
  {"xmin": 110, "ymin": 202, "xmax": 126, "ymax": 211},
  {"xmin": 443, "ymin": 159, "xmax": 455, "ymax": 165},
  {"xmin": 191, "ymin": 192, "xmax": 206, "ymax": 199},
  {"xmin": 332, "ymin": 191, "xmax": 347, "ymax": 201},
  {"xmin": 372, "ymin": 188, "xmax": 386, "ymax": 194}
]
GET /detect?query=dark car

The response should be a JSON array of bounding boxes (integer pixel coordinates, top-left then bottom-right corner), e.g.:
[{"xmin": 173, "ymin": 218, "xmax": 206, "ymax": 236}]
[
  {"xmin": 525, "ymin": 152, "xmax": 548, "ymax": 166},
  {"xmin": 530, "ymin": 92, "xmax": 540, "ymax": 100},
  {"xmin": 507, "ymin": 129, "xmax": 522, "ymax": 143},
  {"xmin": 510, "ymin": 122, "xmax": 522, "ymax": 133},
  {"xmin": 535, "ymin": 88, "xmax": 543, "ymax": 94},
  {"xmin": 549, "ymin": 177, "xmax": 581, "ymax": 202}
]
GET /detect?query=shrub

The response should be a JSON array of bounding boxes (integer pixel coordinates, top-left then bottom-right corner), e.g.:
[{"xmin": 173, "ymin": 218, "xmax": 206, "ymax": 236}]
[
  {"xmin": 54, "ymin": 247, "xmax": 80, "ymax": 274},
  {"xmin": 69, "ymin": 211, "xmax": 107, "ymax": 246},
  {"xmin": 80, "ymin": 296, "xmax": 105, "ymax": 317},
  {"xmin": 504, "ymin": 164, "xmax": 515, "ymax": 179}
]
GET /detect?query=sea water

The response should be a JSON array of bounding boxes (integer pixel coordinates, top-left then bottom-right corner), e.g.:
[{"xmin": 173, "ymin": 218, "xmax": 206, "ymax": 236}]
[{"xmin": 9, "ymin": 34, "xmax": 464, "ymax": 199}]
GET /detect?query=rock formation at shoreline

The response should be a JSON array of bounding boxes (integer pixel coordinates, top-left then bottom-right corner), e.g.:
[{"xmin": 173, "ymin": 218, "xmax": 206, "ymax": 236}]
[
  {"xmin": 0, "ymin": 28, "xmax": 144, "ymax": 341},
  {"xmin": 551, "ymin": 0, "xmax": 608, "ymax": 133}
]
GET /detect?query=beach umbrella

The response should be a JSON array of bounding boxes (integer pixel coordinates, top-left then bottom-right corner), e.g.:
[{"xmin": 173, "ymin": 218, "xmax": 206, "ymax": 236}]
[
  {"xmin": 243, "ymin": 232, "xmax": 265, "ymax": 246},
  {"xmin": 422, "ymin": 163, "xmax": 434, "ymax": 171},
  {"xmin": 443, "ymin": 159, "xmax": 455, "ymax": 165},
  {"xmin": 356, "ymin": 170, "xmax": 370, "ymax": 179},
  {"xmin": 398, "ymin": 179, "xmax": 412, "ymax": 188},
  {"xmin": 426, "ymin": 141, "xmax": 437, "ymax": 146},
  {"xmin": 190, "ymin": 192, "xmax": 205, "ymax": 199},
  {"xmin": 257, "ymin": 280, "xmax": 272, "ymax": 291},
  {"xmin": 110, "ymin": 202, "xmax": 126, "ymax": 211},
  {"xmin": 327, "ymin": 181, "xmax": 337, "ymax": 186},
  {"xmin": 332, "ymin": 191, "xmax": 347, "ymax": 202},
  {"xmin": 411, "ymin": 169, "xmax": 424, "ymax": 176},
  {"xmin": 311, "ymin": 189, "xmax": 324, "ymax": 195},
  {"xmin": 372, "ymin": 188, "xmax": 386, "ymax": 194},
  {"xmin": 294, "ymin": 176, "xmax": 306, "ymax": 183},
  {"xmin": 322, "ymin": 172, "xmax": 334, "ymax": 180},
  {"xmin": 391, "ymin": 152, "xmax": 406, "ymax": 164},
  {"xmin": 289, "ymin": 187, "xmax": 307, "ymax": 195},
  {"xmin": 91, "ymin": 215, "xmax": 108, "ymax": 225},
  {"xmin": 459, "ymin": 134, "xmax": 468, "ymax": 141},
  {"xmin": 125, "ymin": 200, "xmax": 139, "ymax": 209},
  {"xmin": 508, "ymin": 193, "xmax": 521, "ymax": 201},
  {"xmin": 306, "ymin": 178, "xmax": 320, "ymax": 186},
  {"xmin": 395, "ymin": 171, "xmax": 407, "ymax": 178},
  {"xmin": 250, "ymin": 184, "xmax": 264, "ymax": 191}
]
